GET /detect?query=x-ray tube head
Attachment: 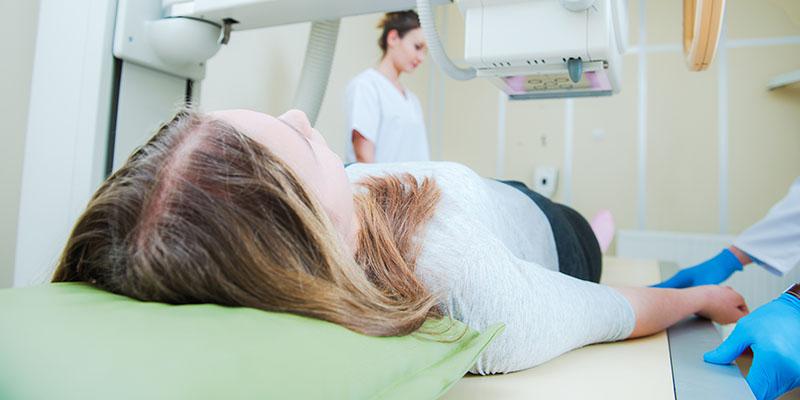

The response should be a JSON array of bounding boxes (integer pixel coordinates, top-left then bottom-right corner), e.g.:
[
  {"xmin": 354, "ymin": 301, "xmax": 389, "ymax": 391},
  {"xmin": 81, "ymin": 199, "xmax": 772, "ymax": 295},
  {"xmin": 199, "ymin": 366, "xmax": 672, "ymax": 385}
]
[{"xmin": 456, "ymin": 0, "xmax": 627, "ymax": 100}]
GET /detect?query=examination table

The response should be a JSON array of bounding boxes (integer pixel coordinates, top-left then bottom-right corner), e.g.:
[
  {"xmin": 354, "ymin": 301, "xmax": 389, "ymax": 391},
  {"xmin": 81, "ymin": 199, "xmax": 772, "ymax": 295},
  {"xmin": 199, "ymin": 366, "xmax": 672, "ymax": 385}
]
[{"xmin": 443, "ymin": 257, "xmax": 757, "ymax": 400}]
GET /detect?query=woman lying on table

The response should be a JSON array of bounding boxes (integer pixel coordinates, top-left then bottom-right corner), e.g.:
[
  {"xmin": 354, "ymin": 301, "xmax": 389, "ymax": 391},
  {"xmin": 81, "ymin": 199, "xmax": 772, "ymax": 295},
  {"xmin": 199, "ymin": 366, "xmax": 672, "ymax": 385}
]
[{"xmin": 53, "ymin": 108, "xmax": 748, "ymax": 374}]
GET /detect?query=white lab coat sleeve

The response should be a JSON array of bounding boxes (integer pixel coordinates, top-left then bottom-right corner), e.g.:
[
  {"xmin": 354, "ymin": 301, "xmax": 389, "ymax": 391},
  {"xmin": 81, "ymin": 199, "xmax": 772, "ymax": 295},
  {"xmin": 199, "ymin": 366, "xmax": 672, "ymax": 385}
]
[
  {"xmin": 733, "ymin": 177, "xmax": 800, "ymax": 276},
  {"xmin": 345, "ymin": 79, "xmax": 380, "ymax": 143}
]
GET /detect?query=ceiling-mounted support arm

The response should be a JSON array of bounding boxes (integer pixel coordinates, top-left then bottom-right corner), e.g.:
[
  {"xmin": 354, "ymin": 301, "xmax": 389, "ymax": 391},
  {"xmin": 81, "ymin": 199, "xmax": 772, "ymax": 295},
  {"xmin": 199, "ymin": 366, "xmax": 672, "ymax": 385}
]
[
  {"xmin": 417, "ymin": 0, "xmax": 477, "ymax": 81},
  {"xmin": 292, "ymin": 19, "xmax": 340, "ymax": 126}
]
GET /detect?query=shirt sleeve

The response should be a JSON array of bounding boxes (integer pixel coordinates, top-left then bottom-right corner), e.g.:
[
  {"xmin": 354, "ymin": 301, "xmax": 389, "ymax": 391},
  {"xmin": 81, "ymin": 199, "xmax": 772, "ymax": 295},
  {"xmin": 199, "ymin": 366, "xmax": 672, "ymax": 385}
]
[
  {"xmin": 345, "ymin": 78, "xmax": 381, "ymax": 143},
  {"xmin": 424, "ymin": 233, "xmax": 636, "ymax": 375},
  {"xmin": 734, "ymin": 177, "xmax": 800, "ymax": 275}
]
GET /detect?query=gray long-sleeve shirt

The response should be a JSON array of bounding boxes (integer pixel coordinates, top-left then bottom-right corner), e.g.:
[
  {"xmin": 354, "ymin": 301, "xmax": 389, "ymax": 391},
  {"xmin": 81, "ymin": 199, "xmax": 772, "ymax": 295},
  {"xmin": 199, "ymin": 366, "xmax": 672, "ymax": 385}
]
[{"xmin": 346, "ymin": 162, "xmax": 635, "ymax": 374}]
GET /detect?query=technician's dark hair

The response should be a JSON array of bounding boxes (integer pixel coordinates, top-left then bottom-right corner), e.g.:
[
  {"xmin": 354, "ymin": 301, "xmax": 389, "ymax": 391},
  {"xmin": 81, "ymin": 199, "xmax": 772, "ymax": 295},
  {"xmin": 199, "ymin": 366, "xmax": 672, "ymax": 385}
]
[{"xmin": 377, "ymin": 10, "xmax": 421, "ymax": 56}]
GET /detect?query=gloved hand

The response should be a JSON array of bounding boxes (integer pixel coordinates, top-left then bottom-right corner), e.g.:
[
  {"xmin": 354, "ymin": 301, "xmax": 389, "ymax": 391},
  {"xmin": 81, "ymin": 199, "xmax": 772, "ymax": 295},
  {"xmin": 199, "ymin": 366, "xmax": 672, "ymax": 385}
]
[
  {"xmin": 704, "ymin": 293, "xmax": 800, "ymax": 400},
  {"xmin": 652, "ymin": 248, "xmax": 743, "ymax": 288}
]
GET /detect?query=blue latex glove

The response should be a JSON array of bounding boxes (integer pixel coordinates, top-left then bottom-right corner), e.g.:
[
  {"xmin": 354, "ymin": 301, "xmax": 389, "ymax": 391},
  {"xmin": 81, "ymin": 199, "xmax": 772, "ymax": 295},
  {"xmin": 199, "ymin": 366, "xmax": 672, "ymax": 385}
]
[
  {"xmin": 704, "ymin": 293, "xmax": 800, "ymax": 400},
  {"xmin": 652, "ymin": 248, "xmax": 743, "ymax": 288}
]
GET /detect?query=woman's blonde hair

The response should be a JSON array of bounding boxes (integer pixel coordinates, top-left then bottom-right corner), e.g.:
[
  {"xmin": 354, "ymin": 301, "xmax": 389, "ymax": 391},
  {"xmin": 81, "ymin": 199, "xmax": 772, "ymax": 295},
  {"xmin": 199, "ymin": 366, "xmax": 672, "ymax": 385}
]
[{"xmin": 52, "ymin": 109, "xmax": 441, "ymax": 336}]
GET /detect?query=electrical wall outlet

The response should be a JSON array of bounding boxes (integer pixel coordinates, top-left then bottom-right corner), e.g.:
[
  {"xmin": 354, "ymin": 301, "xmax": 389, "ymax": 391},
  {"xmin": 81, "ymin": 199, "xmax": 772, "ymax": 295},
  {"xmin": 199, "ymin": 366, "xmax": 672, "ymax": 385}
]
[{"xmin": 533, "ymin": 166, "xmax": 558, "ymax": 198}]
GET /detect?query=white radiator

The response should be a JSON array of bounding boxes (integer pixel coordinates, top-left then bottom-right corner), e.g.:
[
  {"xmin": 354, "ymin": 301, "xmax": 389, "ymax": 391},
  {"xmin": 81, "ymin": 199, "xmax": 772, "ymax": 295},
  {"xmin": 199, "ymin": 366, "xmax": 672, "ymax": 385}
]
[{"xmin": 616, "ymin": 229, "xmax": 800, "ymax": 310}]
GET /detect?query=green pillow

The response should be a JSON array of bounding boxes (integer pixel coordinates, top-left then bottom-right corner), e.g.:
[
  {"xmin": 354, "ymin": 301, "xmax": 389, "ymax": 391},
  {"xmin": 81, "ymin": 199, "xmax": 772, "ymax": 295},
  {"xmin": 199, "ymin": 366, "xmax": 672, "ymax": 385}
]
[{"xmin": 0, "ymin": 283, "xmax": 502, "ymax": 399}]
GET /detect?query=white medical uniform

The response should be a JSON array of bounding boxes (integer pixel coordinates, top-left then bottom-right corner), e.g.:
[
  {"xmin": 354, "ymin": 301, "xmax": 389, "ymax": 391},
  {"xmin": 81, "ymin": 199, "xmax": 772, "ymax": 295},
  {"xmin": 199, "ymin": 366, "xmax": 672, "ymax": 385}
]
[
  {"xmin": 344, "ymin": 68, "xmax": 429, "ymax": 163},
  {"xmin": 734, "ymin": 177, "xmax": 800, "ymax": 275}
]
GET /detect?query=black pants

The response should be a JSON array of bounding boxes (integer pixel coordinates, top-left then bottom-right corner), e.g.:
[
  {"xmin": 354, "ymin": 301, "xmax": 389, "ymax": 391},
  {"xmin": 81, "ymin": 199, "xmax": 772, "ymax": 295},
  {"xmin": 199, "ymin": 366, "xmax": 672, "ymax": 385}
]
[{"xmin": 499, "ymin": 180, "xmax": 602, "ymax": 283}]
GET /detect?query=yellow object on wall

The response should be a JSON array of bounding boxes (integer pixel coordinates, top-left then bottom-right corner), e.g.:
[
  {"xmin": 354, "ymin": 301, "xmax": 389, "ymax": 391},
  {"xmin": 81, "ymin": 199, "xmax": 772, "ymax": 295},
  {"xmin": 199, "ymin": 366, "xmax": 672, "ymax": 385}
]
[{"xmin": 683, "ymin": 0, "xmax": 726, "ymax": 71}]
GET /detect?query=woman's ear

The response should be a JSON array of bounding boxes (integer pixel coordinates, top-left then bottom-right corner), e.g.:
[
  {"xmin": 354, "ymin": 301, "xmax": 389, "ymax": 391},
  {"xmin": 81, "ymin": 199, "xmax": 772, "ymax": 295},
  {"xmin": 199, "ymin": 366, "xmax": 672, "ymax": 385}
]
[{"xmin": 386, "ymin": 29, "xmax": 400, "ymax": 49}]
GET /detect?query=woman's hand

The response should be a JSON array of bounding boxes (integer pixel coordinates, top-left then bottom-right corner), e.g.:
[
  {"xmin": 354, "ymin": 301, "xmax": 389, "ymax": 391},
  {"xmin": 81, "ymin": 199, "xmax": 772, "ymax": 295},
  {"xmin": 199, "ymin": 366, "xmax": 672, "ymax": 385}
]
[
  {"xmin": 615, "ymin": 284, "xmax": 749, "ymax": 338},
  {"xmin": 694, "ymin": 285, "xmax": 749, "ymax": 325}
]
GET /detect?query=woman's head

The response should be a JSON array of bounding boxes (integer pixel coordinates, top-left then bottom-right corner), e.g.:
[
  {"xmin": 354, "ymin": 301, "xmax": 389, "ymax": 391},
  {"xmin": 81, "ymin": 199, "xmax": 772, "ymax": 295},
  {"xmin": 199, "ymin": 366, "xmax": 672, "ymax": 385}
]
[
  {"xmin": 52, "ymin": 108, "xmax": 440, "ymax": 336},
  {"xmin": 210, "ymin": 109, "xmax": 357, "ymax": 252},
  {"xmin": 378, "ymin": 10, "xmax": 426, "ymax": 73}
]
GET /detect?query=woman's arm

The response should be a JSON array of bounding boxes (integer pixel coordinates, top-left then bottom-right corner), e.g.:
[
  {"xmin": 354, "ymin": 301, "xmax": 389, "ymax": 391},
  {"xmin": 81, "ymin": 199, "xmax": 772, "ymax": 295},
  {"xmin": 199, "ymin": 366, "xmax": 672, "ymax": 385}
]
[
  {"xmin": 352, "ymin": 130, "xmax": 375, "ymax": 163},
  {"xmin": 423, "ymin": 221, "xmax": 749, "ymax": 373},
  {"xmin": 613, "ymin": 285, "xmax": 749, "ymax": 338}
]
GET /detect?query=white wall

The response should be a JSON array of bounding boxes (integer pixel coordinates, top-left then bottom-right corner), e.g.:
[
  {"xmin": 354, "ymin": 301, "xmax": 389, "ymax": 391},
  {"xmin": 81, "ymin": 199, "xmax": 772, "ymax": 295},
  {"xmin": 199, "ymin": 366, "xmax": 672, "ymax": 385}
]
[{"xmin": 0, "ymin": 1, "xmax": 40, "ymax": 289}]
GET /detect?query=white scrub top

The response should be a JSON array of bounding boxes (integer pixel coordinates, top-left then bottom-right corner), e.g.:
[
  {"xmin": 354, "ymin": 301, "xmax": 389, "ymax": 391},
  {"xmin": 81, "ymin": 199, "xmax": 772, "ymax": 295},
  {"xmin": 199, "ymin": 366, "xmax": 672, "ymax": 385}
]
[
  {"xmin": 344, "ymin": 68, "xmax": 429, "ymax": 163},
  {"xmin": 734, "ymin": 177, "xmax": 800, "ymax": 275}
]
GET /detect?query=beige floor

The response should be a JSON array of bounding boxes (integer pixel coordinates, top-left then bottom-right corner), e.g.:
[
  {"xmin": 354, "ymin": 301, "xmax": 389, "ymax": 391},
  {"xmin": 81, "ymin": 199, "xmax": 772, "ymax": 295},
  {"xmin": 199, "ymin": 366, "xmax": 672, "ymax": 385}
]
[{"xmin": 442, "ymin": 257, "xmax": 675, "ymax": 400}]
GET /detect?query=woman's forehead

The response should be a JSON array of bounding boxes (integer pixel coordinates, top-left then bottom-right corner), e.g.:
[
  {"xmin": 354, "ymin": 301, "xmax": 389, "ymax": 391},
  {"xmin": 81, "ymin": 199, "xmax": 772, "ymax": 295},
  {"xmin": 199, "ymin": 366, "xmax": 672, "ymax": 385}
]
[
  {"xmin": 403, "ymin": 28, "xmax": 424, "ymax": 42},
  {"xmin": 210, "ymin": 109, "xmax": 319, "ymax": 176},
  {"xmin": 210, "ymin": 109, "xmax": 276, "ymax": 132},
  {"xmin": 210, "ymin": 109, "xmax": 284, "ymax": 146}
]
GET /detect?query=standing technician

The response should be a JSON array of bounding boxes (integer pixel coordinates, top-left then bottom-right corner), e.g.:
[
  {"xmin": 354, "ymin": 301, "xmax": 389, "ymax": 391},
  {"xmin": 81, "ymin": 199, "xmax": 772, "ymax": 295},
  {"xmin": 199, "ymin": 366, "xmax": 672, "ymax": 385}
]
[{"xmin": 345, "ymin": 10, "xmax": 429, "ymax": 163}]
